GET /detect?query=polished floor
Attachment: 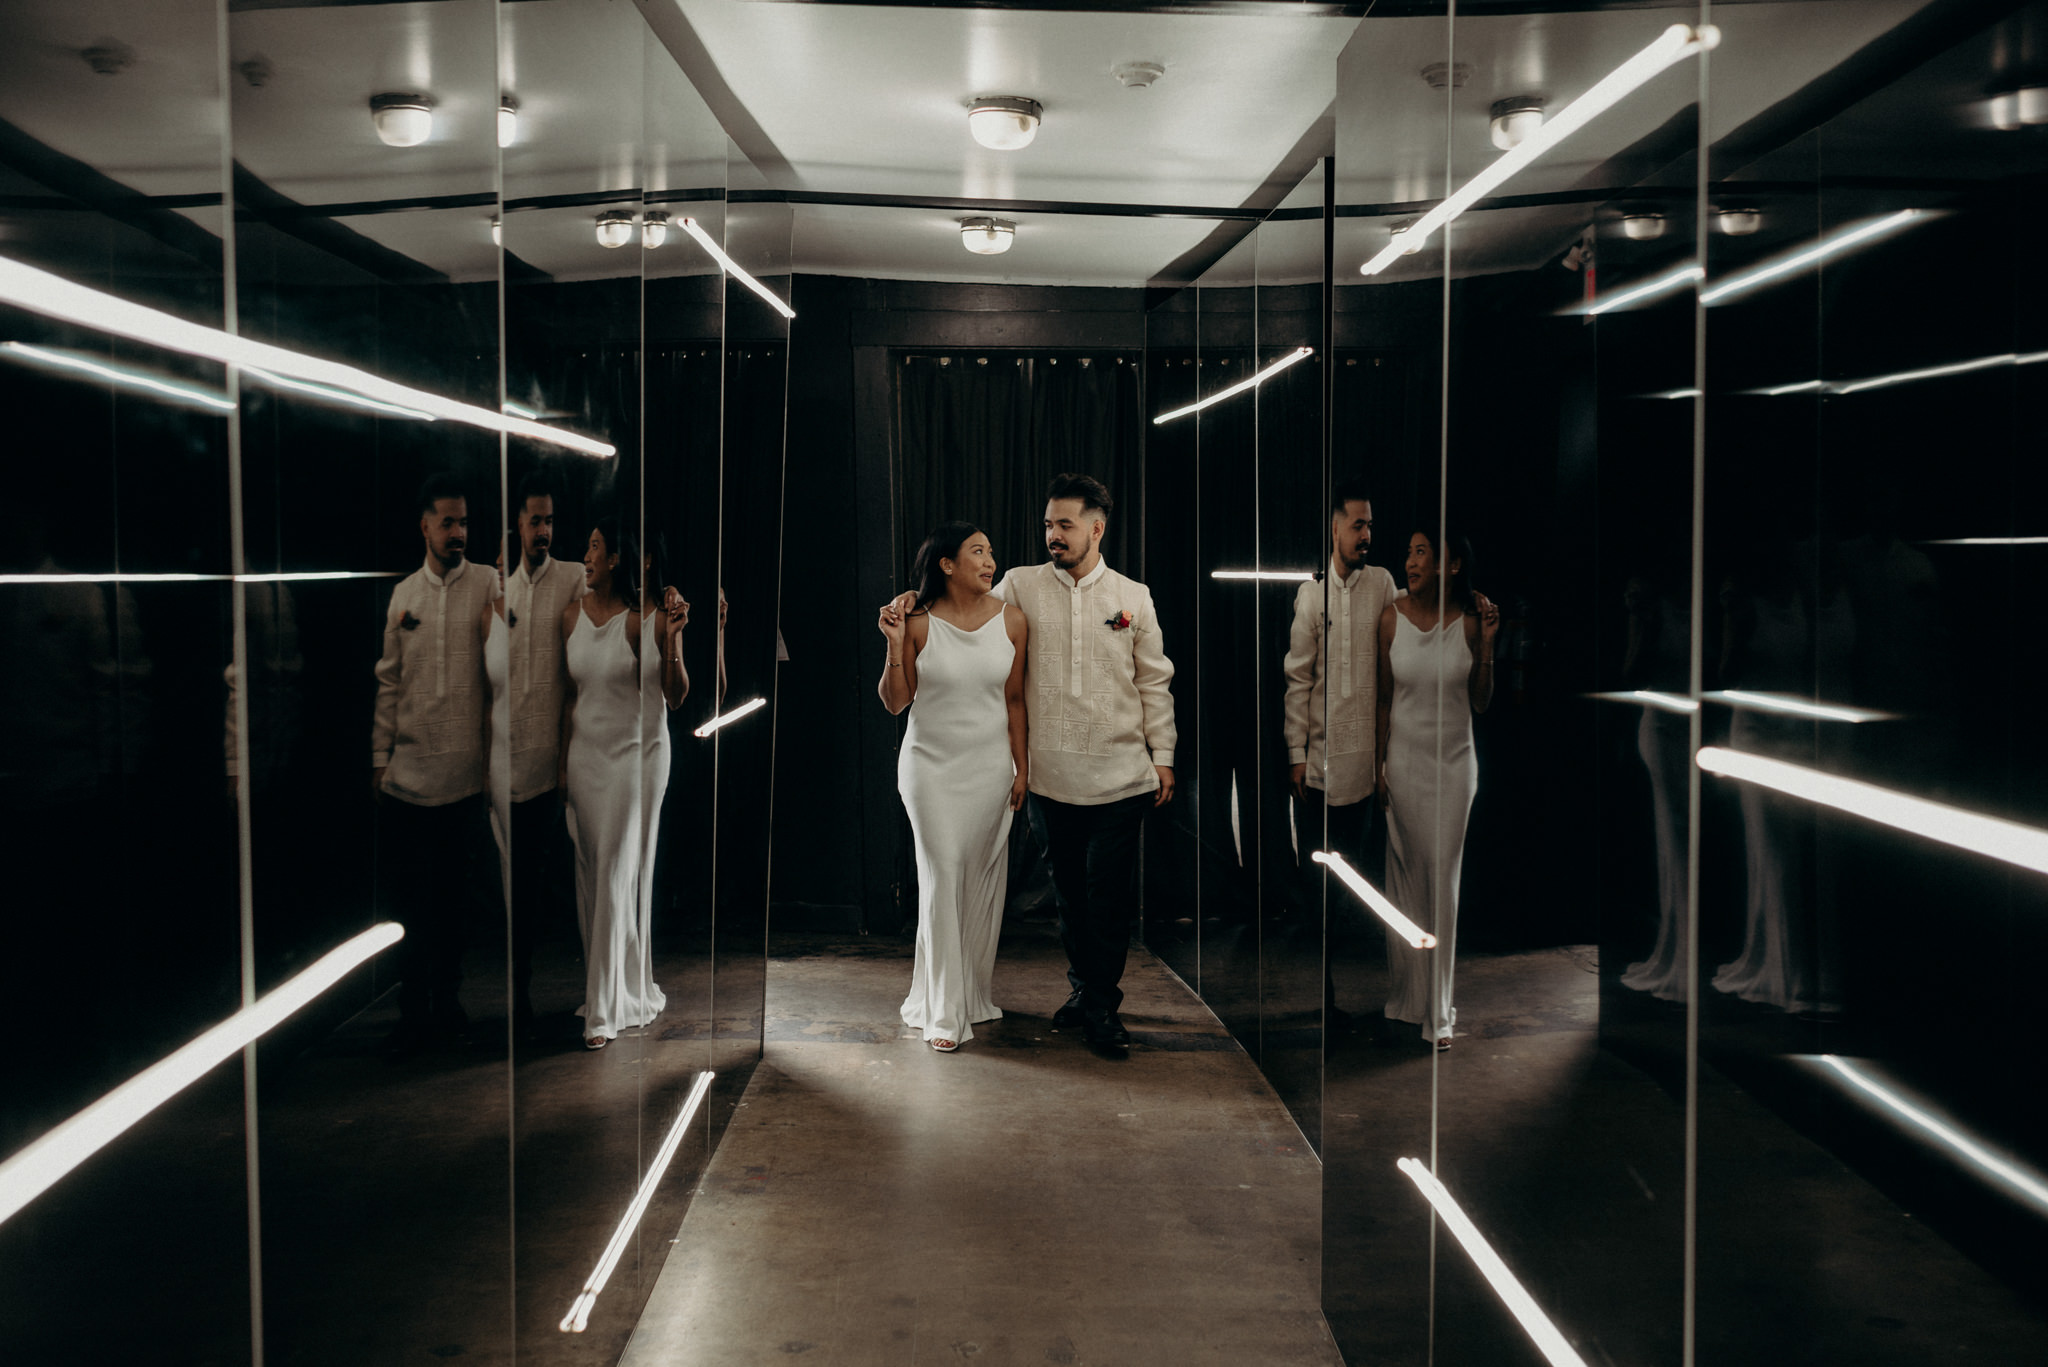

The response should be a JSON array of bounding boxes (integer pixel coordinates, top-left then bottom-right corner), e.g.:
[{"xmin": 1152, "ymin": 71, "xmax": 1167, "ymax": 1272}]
[{"xmin": 620, "ymin": 925, "xmax": 1340, "ymax": 1367}]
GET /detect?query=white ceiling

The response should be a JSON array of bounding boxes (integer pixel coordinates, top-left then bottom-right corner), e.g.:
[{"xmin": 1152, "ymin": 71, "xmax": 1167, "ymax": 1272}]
[{"xmin": 0, "ymin": 0, "xmax": 2013, "ymax": 293}]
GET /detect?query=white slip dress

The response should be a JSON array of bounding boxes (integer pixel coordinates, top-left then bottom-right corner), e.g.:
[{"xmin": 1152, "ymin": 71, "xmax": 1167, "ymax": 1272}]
[
  {"xmin": 564, "ymin": 608, "xmax": 670, "ymax": 1040},
  {"xmin": 1382, "ymin": 610, "xmax": 1477, "ymax": 1043},
  {"xmin": 898, "ymin": 609, "xmax": 1016, "ymax": 1045}
]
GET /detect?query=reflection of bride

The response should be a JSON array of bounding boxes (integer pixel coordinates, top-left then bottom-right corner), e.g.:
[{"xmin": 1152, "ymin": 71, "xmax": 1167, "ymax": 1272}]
[
  {"xmin": 1711, "ymin": 549, "xmax": 1852, "ymax": 1014},
  {"xmin": 1376, "ymin": 529, "xmax": 1497, "ymax": 1049},
  {"xmin": 560, "ymin": 523, "xmax": 689, "ymax": 1049},
  {"xmin": 1618, "ymin": 573, "xmax": 1691, "ymax": 1002}
]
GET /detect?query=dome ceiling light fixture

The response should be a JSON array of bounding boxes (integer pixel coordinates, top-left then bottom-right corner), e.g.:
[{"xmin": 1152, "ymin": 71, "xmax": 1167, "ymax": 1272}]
[
  {"xmin": 595, "ymin": 211, "xmax": 636, "ymax": 249},
  {"xmin": 960, "ymin": 217, "xmax": 1016, "ymax": 255},
  {"xmin": 1714, "ymin": 207, "xmax": 1763, "ymax": 236},
  {"xmin": 967, "ymin": 97, "xmax": 1042, "ymax": 151},
  {"xmin": 1621, "ymin": 211, "xmax": 1667, "ymax": 241},
  {"xmin": 370, "ymin": 92, "xmax": 434, "ymax": 148},
  {"xmin": 1489, "ymin": 96, "xmax": 1546, "ymax": 151},
  {"xmin": 498, "ymin": 95, "xmax": 519, "ymax": 149},
  {"xmin": 1112, "ymin": 61, "xmax": 1165, "ymax": 89},
  {"xmin": 642, "ymin": 213, "xmax": 669, "ymax": 250},
  {"xmin": 1988, "ymin": 85, "xmax": 2048, "ymax": 129}
]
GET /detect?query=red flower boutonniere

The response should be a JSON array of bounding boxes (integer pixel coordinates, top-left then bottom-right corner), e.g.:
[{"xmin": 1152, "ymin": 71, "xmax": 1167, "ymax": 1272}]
[
  {"xmin": 399, "ymin": 611, "xmax": 422, "ymax": 631},
  {"xmin": 1104, "ymin": 610, "xmax": 1133, "ymax": 631}
]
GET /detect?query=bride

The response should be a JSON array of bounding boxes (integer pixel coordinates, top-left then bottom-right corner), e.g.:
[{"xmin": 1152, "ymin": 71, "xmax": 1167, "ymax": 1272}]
[{"xmin": 877, "ymin": 522, "xmax": 1029, "ymax": 1052}]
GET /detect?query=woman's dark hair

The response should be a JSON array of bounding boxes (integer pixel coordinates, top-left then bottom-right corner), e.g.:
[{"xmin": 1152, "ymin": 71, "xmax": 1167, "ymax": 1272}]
[
  {"xmin": 909, "ymin": 521, "xmax": 985, "ymax": 613},
  {"xmin": 590, "ymin": 519, "xmax": 642, "ymax": 607},
  {"xmin": 1413, "ymin": 526, "xmax": 1478, "ymax": 615}
]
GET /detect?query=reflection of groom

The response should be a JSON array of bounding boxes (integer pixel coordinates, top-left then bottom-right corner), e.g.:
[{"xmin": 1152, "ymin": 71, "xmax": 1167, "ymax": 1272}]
[{"xmin": 997, "ymin": 473, "xmax": 1177, "ymax": 1049}]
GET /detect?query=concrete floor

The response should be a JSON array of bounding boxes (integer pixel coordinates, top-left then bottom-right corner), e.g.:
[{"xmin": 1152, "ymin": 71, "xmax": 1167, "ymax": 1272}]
[{"xmin": 621, "ymin": 924, "xmax": 1341, "ymax": 1367}]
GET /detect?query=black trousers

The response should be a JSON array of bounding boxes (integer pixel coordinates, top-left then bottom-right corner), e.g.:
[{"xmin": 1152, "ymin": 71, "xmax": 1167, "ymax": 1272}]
[
  {"xmin": 1298, "ymin": 786, "xmax": 1379, "ymax": 897},
  {"xmin": 378, "ymin": 792, "xmax": 489, "ymax": 1026},
  {"xmin": 508, "ymin": 791, "xmax": 567, "ymax": 1020},
  {"xmin": 1038, "ymin": 791, "xmax": 1152, "ymax": 1014}
]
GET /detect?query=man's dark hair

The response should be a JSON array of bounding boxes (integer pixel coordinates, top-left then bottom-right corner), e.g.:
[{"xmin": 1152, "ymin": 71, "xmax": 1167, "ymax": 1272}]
[
  {"xmin": 1331, "ymin": 478, "xmax": 1374, "ymax": 516},
  {"xmin": 417, "ymin": 472, "xmax": 467, "ymax": 515},
  {"xmin": 514, "ymin": 471, "xmax": 556, "ymax": 512},
  {"xmin": 1046, "ymin": 472, "xmax": 1112, "ymax": 524}
]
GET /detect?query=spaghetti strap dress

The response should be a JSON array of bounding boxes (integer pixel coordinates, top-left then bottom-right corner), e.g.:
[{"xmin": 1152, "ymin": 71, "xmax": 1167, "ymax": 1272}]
[{"xmin": 897, "ymin": 609, "xmax": 1017, "ymax": 1045}]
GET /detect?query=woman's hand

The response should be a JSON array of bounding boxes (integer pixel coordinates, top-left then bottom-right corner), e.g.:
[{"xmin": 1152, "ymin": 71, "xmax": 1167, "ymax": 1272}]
[
  {"xmin": 1376, "ymin": 765, "xmax": 1390, "ymax": 811},
  {"xmin": 878, "ymin": 591, "xmax": 916, "ymax": 637},
  {"xmin": 663, "ymin": 587, "xmax": 689, "ymax": 656},
  {"xmin": 1475, "ymin": 590, "xmax": 1501, "ymax": 654},
  {"xmin": 1010, "ymin": 770, "xmax": 1028, "ymax": 812},
  {"xmin": 878, "ymin": 597, "xmax": 908, "ymax": 649}
]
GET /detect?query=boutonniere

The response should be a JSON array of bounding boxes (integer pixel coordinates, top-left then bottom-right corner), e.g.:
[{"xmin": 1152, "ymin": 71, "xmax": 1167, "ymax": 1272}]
[
  {"xmin": 506, "ymin": 609, "xmax": 518, "ymax": 629},
  {"xmin": 1104, "ymin": 610, "xmax": 1133, "ymax": 632},
  {"xmin": 399, "ymin": 611, "xmax": 421, "ymax": 631}
]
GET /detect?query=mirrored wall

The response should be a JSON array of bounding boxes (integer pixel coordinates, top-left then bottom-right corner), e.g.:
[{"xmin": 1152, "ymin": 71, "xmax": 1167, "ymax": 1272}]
[
  {"xmin": 1158, "ymin": 0, "xmax": 2048, "ymax": 1363},
  {"xmin": 0, "ymin": 1, "xmax": 773, "ymax": 1362}
]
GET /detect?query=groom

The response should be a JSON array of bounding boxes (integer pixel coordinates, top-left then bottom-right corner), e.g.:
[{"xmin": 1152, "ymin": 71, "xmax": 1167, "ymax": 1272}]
[{"xmin": 995, "ymin": 473, "xmax": 1177, "ymax": 1049}]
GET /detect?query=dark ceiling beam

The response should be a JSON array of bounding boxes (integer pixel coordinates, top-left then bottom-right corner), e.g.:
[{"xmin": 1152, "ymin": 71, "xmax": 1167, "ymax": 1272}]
[
  {"xmin": 1144, "ymin": 104, "xmax": 1336, "ymax": 307},
  {"xmin": 0, "ymin": 114, "xmax": 224, "ymax": 271},
  {"xmin": 634, "ymin": 0, "xmax": 798, "ymax": 187}
]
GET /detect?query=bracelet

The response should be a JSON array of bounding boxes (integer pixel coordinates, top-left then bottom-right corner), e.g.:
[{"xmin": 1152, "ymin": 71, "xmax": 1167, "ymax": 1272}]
[{"xmin": 887, "ymin": 659, "xmax": 901, "ymax": 668}]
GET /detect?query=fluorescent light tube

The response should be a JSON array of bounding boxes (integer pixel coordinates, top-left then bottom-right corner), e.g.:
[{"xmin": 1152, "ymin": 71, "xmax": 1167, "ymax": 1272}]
[
  {"xmin": 1749, "ymin": 350, "xmax": 2048, "ymax": 398},
  {"xmin": 0, "ymin": 341, "xmax": 235, "ymax": 411},
  {"xmin": 0, "ymin": 255, "xmax": 614, "ymax": 457},
  {"xmin": 1815, "ymin": 1055, "xmax": 2048, "ymax": 1214},
  {"xmin": 1210, "ymin": 570, "xmax": 1316, "ymax": 582},
  {"xmin": 1699, "ymin": 210, "xmax": 1926, "ymax": 305},
  {"xmin": 1397, "ymin": 1158, "xmax": 1591, "ymax": 1367},
  {"xmin": 1590, "ymin": 689, "xmax": 1699, "ymax": 715},
  {"xmin": 0, "ymin": 571, "xmax": 402, "ymax": 585},
  {"xmin": 1705, "ymin": 690, "xmax": 1889, "ymax": 723},
  {"xmin": 678, "ymin": 218, "xmax": 796, "ymax": 321},
  {"xmin": 243, "ymin": 366, "xmax": 436, "ymax": 422},
  {"xmin": 1360, "ymin": 24, "xmax": 1717, "ymax": 276},
  {"xmin": 1922, "ymin": 537, "xmax": 2048, "ymax": 546},
  {"xmin": 1153, "ymin": 346, "xmax": 1312, "ymax": 425},
  {"xmin": 693, "ymin": 696, "xmax": 767, "ymax": 738},
  {"xmin": 1578, "ymin": 265, "xmax": 1702, "ymax": 316},
  {"xmin": 561, "ymin": 1070, "xmax": 716, "ymax": 1332},
  {"xmin": 1637, "ymin": 387, "xmax": 1703, "ymax": 400},
  {"xmin": 0, "ymin": 922, "xmax": 403, "ymax": 1229},
  {"xmin": 1697, "ymin": 746, "xmax": 2048, "ymax": 875},
  {"xmin": 1312, "ymin": 850, "xmax": 1436, "ymax": 948},
  {"xmin": 1832, "ymin": 348, "xmax": 2048, "ymax": 395}
]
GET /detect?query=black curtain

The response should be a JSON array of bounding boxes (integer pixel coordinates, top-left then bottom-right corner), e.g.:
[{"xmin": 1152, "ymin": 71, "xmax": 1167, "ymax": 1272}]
[{"xmin": 890, "ymin": 350, "xmax": 1142, "ymax": 588}]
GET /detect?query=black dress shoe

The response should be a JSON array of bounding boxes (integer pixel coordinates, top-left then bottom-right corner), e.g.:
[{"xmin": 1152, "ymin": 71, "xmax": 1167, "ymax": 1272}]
[
  {"xmin": 1052, "ymin": 992, "xmax": 1087, "ymax": 1028},
  {"xmin": 1082, "ymin": 1011, "xmax": 1130, "ymax": 1048}
]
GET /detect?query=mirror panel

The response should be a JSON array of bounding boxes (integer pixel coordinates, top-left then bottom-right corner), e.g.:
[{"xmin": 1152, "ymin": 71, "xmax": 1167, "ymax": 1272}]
[
  {"xmin": 1255, "ymin": 169, "xmax": 1330, "ymax": 1150},
  {"xmin": 710, "ymin": 154, "xmax": 787, "ymax": 1074},
  {"xmin": 228, "ymin": 0, "xmax": 509, "ymax": 1361},
  {"xmin": 0, "ymin": 1, "xmax": 247, "ymax": 1357},
  {"xmin": 1697, "ymin": 0, "xmax": 2048, "ymax": 1358},
  {"xmin": 1321, "ymin": 11, "xmax": 1450, "ymax": 1361},
  {"xmin": 1192, "ymin": 230, "xmax": 1262, "ymax": 1049},
  {"xmin": 1428, "ymin": 3, "xmax": 1706, "ymax": 1361}
]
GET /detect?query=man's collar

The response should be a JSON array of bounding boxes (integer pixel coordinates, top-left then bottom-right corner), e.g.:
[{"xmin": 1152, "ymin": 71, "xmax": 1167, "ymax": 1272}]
[
  {"xmin": 1060, "ymin": 558, "xmax": 1109, "ymax": 591},
  {"xmin": 423, "ymin": 555, "xmax": 468, "ymax": 587},
  {"xmin": 515, "ymin": 555, "xmax": 553, "ymax": 586},
  {"xmin": 1330, "ymin": 555, "xmax": 1363, "ymax": 589}
]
